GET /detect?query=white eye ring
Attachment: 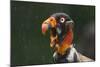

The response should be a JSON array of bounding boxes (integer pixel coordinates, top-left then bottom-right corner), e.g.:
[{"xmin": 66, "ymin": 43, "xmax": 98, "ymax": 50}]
[{"xmin": 60, "ymin": 17, "xmax": 65, "ymax": 23}]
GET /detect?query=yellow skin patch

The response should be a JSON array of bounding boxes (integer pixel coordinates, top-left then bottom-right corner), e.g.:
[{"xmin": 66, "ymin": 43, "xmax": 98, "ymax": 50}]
[{"xmin": 57, "ymin": 44, "xmax": 70, "ymax": 55}]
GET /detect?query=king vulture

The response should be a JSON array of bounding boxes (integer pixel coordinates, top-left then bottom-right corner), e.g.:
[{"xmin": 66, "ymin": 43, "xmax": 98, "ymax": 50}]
[{"xmin": 41, "ymin": 13, "xmax": 93, "ymax": 63}]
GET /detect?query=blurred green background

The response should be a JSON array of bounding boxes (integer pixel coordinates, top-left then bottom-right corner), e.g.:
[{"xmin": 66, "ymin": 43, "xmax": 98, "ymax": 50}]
[{"xmin": 11, "ymin": 1, "xmax": 95, "ymax": 66}]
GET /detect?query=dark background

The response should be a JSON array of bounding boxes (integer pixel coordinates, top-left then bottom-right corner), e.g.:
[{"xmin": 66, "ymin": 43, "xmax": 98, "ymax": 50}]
[{"xmin": 11, "ymin": 1, "xmax": 95, "ymax": 66}]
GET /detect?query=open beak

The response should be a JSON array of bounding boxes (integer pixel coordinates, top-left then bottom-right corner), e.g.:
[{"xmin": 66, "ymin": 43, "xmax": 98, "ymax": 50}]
[{"xmin": 42, "ymin": 17, "xmax": 57, "ymax": 34}]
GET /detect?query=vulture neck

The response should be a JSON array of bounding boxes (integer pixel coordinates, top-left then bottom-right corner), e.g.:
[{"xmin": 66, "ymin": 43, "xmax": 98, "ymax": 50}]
[
  {"xmin": 57, "ymin": 28, "xmax": 73, "ymax": 55},
  {"xmin": 61, "ymin": 28, "xmax": 73, "ymax": 48}
]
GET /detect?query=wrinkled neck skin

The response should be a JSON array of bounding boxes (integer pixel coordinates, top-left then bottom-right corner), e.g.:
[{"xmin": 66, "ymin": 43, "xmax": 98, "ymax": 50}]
[
  {"xmin": 62, "ymin": 28, "xmax": 73, "ymax": 46},
  {"xmin": 50, "ymin": 27, "xmax": 73, "ymax": 55}
]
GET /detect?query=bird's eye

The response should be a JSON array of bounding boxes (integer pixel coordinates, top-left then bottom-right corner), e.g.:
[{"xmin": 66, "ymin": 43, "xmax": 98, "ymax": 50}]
[{"xmin": 60, "ymin": 17, "xmax": 65, "ymax": 23}]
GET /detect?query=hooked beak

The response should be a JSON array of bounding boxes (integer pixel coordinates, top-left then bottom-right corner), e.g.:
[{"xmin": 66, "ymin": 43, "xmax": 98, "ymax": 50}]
[{"xmin": 42, "ymin": 17, "xmax": 57, "ymax": 34}]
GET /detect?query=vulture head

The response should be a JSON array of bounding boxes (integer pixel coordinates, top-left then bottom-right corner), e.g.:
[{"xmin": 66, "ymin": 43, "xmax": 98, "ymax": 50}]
[{"xmin": 42, "ymin": 13, "xmax": 74, "ymax": 55}]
